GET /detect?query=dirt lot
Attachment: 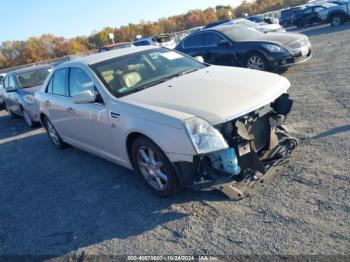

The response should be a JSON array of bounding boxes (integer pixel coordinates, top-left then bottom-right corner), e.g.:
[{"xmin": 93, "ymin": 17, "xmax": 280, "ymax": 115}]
[{"xmin": 0, "ymin": 24, "xmax": 349, "ymax": 259}]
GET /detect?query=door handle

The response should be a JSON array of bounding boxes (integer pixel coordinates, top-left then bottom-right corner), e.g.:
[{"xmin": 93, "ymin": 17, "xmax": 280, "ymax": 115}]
[
  {"xmin": 45, "ymin": 100, "xmax": 51, "ymax": 106},
  {"xmin": 66, "ymin": 107, "xmax": 75, "ymax": 114}
]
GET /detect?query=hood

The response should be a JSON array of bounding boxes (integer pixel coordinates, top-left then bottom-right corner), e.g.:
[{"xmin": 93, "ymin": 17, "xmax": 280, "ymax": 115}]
[
  {"xmin": 18, "ymin": 85, "xmax": 42, "ymax": 95},
  {"xmin": 255, "ymin": 32, "xmax": 304, "ymax": 45},
  {"xmin": 121, "ymin": 66, "xmax": 290, "ymax": 125},
  {"xmin": 256, "ymin": 23, "xmax": 282, "ymax": 32}
]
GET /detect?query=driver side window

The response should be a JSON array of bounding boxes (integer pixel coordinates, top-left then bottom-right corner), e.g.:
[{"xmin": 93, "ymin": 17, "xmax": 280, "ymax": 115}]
[
  {"xmin": 69, "ymin": 68, "xmax": 95, "ymax": 97},
  {"xmin": 203, "ymin": 32, "xmax": 225, "ymax": 47}
]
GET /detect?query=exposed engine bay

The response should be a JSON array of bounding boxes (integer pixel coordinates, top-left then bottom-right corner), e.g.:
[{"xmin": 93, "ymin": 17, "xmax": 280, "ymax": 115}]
[{"xmin": 175, "ymin": 94, "xmax": 298, "ymax": 200}]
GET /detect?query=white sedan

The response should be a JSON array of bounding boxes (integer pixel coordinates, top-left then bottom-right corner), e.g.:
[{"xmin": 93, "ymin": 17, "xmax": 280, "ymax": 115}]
[{"xmin": 36, "ymin": 46, "xmax": 296, "ymax": 198}]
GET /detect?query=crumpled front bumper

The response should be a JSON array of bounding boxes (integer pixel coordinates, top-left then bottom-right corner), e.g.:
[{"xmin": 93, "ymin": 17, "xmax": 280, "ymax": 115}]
[{"xmin": 173, "ymin": 94, "xmax": 298, "ymax": 199}]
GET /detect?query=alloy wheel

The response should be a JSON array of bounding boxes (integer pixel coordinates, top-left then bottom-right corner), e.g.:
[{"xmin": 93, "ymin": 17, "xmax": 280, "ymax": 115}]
[
  {"xmin": 247, "ymin": 55, "xmax": 266, "ymax": 71},
  {"xmin": 46, "ymin": 121, "xmax": 60, "ymax": 146},
  {"xmin": 332, "ymin": 16, "xmax": 341, "ymax": 26},
  {"xmin": 136, "ymin": 146, "xmax": 168, "ymax": 191}
]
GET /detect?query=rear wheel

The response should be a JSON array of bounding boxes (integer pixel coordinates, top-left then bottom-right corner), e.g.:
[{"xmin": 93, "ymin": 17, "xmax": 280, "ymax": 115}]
[
  {"xmin": 131, "ymin": 137, "xmax": 182, "ymax": 197},
  {"xmin": 246, "ymin": 53, "xmax": 268, "ymax": 71},
  {"xmin": 331, "ymin": 14, "xmax": 345, "ymax": 26},
  {"xmin": 43, "ymin": 117, "xmax": 66, "ymax": 149}
]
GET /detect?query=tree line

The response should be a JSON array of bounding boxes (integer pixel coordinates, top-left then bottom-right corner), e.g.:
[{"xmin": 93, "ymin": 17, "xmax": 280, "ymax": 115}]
[{"xmin": 0, "ymin": 0, "xmax": 307, "ymax": 70}]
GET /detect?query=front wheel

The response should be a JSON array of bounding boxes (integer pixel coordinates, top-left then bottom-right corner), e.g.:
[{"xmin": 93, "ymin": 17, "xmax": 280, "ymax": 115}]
[
  {"xmin": 43, "ymin": 117, "xmax": 66, "ymax": 149},
  {"xmin": 131, "ymin": 137, "xmax": 182, "ymax": 197},
  {"xmin": 331, "ymin": 14, "xmax": 345, "ymax": 26},
  {"xmin": 246, "ymin": 53, "xmax": 269, "ymax": 71}
]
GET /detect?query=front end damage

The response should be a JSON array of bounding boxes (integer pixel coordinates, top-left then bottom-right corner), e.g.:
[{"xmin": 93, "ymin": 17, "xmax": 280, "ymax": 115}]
[{"xmin": 175, "ymin": 94, "xmax": 297, "ymax": 200}]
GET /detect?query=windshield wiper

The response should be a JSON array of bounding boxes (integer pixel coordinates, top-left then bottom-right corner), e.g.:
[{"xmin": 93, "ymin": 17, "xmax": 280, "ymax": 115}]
[
  {"xmin": 174, "ymin": 68, "xmax": 200, "ymax": 77},
  {"xmin": 128, "ymin": 78, "xmax": 172, "ymax": 94}
]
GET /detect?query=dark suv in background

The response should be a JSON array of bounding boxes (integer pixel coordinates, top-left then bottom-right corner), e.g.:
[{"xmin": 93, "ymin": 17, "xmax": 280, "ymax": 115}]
[{"xmin": 279, "ymin": 7, "xmax": 303, "ymax": 27}]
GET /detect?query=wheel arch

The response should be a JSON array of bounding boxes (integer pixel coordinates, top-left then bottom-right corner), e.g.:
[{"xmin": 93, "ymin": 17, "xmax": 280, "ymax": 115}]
[
  {"xmin": 40, "ymin": 112, "xmax": 48, "ymax": 126},
  {"xmin": 244, "ymin": 49, "xmax": 270, "ymax": 69},
  {"xmin": 327, "ymin": 11, "xmax": 347, "ymax": 22},
  {"xmin": 126, "ymin": 131, "xmax": 186, "ymax": 186}
]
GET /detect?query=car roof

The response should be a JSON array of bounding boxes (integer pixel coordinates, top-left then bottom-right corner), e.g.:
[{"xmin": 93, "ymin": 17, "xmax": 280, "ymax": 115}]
[
  {"xmin": 60, "ymin": 46, "xmax": 159, "ymax": 67},
  {"xmin": 202, "ymin": 24, "xmax": 247, "ymax": 33},
  {"xmin": 9, "ymin": 64, "xmax": 53, "ymax": 75}
]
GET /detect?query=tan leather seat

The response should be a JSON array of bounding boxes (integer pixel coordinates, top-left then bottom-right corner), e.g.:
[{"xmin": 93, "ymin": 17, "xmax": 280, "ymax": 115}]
[{"xmin": 122, "ymin": 72, "xmax": 142, "ymax": 88}]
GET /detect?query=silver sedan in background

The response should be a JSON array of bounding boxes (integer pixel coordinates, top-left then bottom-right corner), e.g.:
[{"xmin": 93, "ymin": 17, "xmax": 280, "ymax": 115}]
[{"xmin": 2, "ymin": 65, "xmax": 52, "ymax": 127}]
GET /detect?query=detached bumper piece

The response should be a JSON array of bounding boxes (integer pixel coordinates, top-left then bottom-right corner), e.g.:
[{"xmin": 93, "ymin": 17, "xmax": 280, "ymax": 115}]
[{"xmin": 177, "ymin": 94, "xmax": 298, "ymax": 200}]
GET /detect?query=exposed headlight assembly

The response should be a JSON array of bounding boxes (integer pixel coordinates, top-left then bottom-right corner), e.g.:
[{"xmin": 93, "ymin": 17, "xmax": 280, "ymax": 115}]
[
  {"xmin": 262, "ymin": 44, "xmax": 283, "ymax": 53},
  {"xmin": 184, "ymin": 117, "xmax": 228, "ymax": 154}
]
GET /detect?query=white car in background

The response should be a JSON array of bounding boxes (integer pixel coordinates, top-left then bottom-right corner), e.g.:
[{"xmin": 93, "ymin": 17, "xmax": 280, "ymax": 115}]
[
  {"xmin": 224, "ymin": 18, "xmax": 286, "ymax": 33},
  {"xmin": 36, "ymin": 46, "xmax": 296, "ymax": 198},
  {"xmin": 133, "ymin": 34, "xmax": 177, "ymax": 49}
]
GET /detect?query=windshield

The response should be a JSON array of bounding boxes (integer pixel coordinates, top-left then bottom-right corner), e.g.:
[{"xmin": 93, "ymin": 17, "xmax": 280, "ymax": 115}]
[
  {"xmin": 93, "ymin": 48, "xmax": 207, "ymax": 98},
  {"xmin": 219, "ymin": 25, "xmax": 263, "ymax": 42},
  {"xmin": 16, "ymin": 68, "xmax": 51, "ymax": 88}
]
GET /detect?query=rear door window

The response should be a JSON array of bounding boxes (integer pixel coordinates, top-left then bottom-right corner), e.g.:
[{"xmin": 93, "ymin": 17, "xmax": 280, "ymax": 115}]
[{"xmin": 52, "ymin": 68, "xmax": 69, "ymax": 96}]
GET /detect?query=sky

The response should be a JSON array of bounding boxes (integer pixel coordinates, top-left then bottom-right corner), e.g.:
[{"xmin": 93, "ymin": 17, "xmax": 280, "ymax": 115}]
[{"xmin": 0, "ymin": 0, "xmax": 243, "ymax": 43}]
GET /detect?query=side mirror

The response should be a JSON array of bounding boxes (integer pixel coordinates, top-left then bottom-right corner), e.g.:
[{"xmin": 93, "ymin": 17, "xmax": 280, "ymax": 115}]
[
  {"xmin": 6, "ymin": 86, "xmax": 16, "ymax": 92},
  {"xmin": 194, "ymin": 56, "xmax": 204, "ymax": 63},
  {"xmin": 217, "ymin": 40, "xmax": 230, "ymax": 47},
  {"xmin": 73, "ymin": 90, "xmax": 96, "ymax": 104}
]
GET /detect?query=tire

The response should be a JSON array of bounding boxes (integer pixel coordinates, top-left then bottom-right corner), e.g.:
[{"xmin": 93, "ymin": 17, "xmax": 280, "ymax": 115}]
[
  {"xmin": 43, "ymin": 116, "xmax": 66, "ymax": 149},
  {"xmin": 131, "ymin": 136, "xmax": 182, "ymax": 197},
  {"xmin": 5, "ymin": 103, "xmax": 18, "ymax": 119},
  {"xmin": 246, "ymin": 52, "xmax": 269, "ymax": 71},
  {"xmin": 22, "ymin": 108, "xmax": 37, "ymax": 128},
  {"xmin": 330, "ymin": 14, "xmax": 345, "ymax": 26}
]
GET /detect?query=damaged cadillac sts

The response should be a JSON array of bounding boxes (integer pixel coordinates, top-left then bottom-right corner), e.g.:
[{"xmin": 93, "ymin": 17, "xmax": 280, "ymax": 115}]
[{"xmin": 36, "ymin": 46, "xmax": 297, "ymax": 199}]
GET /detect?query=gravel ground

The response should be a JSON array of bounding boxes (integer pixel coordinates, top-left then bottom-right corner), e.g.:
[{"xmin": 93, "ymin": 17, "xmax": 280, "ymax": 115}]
[{"xmin": 0, "ymin": 24, "xmax": 349, "ymax": 259}]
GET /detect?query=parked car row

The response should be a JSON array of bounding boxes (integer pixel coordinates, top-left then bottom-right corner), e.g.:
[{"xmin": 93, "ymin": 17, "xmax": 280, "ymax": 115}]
[
  {"xmin": 204, "ymin": 18, "xmax": 286, "ymax": 33},
  {"xmin": 0, "ymin": 65, "xmax": 52, "ymax": 126},
  {"xmin": 279, "ymin": 0, "xmax": 349, "ymax": 27},
  {"xmin": 0, "ymin": 43, "xmax": 300, "ymax": 198}
]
